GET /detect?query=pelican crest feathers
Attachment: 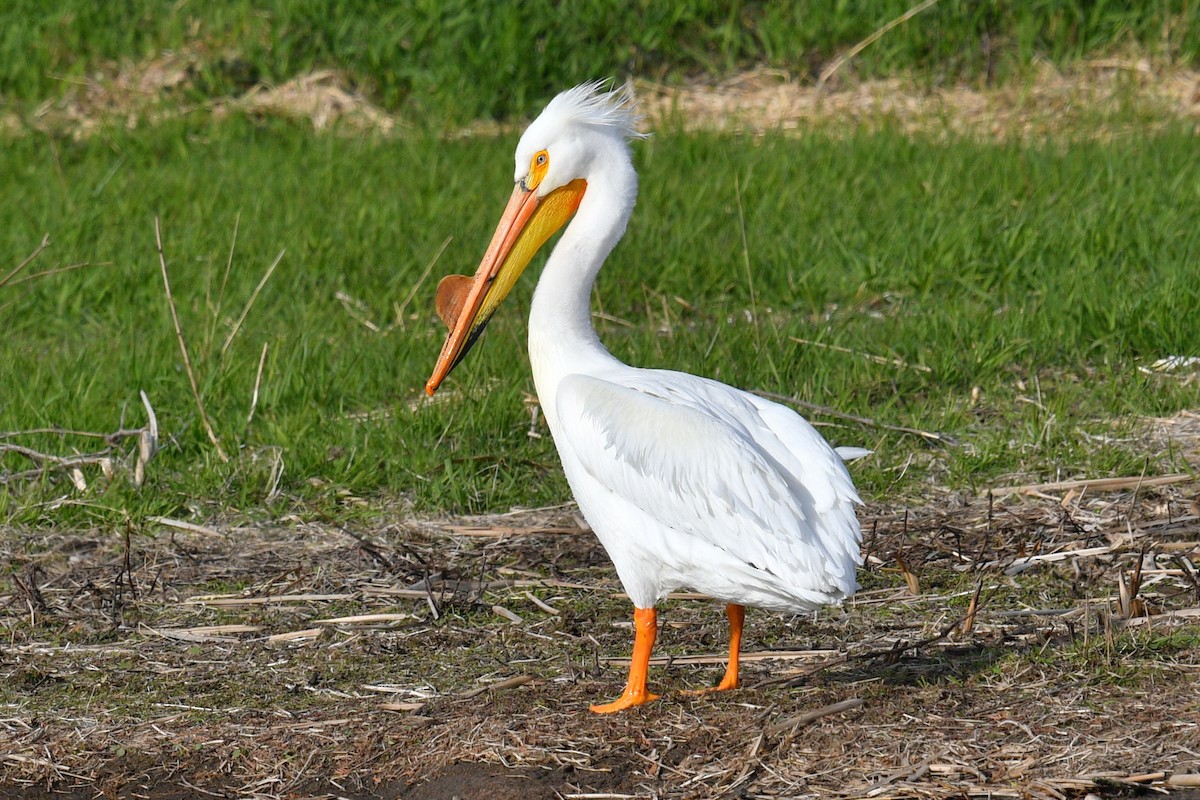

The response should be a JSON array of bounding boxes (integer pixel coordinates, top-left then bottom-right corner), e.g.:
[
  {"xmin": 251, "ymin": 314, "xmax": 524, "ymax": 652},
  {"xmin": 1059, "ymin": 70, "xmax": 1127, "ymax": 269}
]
[{"xmin": 540, "ymin": 79, "xmax": 648, "ymax": 143}]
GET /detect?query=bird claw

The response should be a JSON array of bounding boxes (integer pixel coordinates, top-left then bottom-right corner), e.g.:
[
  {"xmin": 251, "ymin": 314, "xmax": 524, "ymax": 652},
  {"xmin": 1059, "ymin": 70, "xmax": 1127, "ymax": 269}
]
[{"xmin": 679, "ymin": 678, "xmax": 739, "ymax": 697}]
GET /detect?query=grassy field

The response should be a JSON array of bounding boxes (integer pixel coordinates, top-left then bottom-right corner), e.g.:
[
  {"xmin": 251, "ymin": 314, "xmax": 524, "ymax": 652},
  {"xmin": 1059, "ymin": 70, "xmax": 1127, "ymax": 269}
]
[
  {"xmin": 3, "ymin": 3, "xmax": 1200, "ymax": 799},
  {"xmin": 3, "ymin": 113, "xmax": 1200, "ymax": 526}
]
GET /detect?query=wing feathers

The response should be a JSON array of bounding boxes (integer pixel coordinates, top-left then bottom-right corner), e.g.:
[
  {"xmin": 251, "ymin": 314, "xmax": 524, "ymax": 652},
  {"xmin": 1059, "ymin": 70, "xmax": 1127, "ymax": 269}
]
[{"xmin": 554, "ymin": 371, "xmax": 862, "ymax": 604}]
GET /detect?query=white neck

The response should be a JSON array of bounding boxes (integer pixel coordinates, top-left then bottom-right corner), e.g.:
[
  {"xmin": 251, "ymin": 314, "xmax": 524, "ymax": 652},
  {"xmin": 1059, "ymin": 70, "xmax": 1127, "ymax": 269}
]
[{"xmin": 528, "ymin": 140, "xmax": 637, "ymax": 430}]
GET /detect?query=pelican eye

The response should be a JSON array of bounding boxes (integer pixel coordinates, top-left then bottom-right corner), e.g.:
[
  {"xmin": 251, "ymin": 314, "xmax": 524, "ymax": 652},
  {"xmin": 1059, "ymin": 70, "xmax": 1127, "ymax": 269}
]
[{"xmin": 527, "ymin": 149, "xmax": 550, "ymax": 189}]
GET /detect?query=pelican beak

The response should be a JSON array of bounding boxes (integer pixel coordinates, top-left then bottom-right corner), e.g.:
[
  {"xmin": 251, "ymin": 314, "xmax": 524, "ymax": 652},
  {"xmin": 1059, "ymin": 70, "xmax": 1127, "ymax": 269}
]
[{"xmin": 425, "ymin": 178, "xmax": 586, "ymax": 396}]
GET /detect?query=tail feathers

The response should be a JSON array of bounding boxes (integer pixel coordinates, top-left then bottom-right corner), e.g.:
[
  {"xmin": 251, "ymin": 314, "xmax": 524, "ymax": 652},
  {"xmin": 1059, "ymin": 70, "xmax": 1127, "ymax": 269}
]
[{"xmin": 835, "ymin": 446, "xmax": 873, "ymax": 462}]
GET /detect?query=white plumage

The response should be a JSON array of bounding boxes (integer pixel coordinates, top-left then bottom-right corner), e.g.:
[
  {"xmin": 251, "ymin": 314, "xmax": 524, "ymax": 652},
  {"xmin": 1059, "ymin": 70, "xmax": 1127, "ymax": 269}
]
[
  {"xmin": 427, "ymin": 81, "xmax": 865, "ymax": 712},
  {"xmin": 555, "ymin": 369, "xmax": 862, "ymax": 613}
]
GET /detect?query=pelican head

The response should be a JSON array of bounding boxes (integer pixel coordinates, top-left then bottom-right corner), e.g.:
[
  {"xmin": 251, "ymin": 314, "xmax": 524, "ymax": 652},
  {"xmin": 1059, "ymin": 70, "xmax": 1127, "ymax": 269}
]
[{"xmin": 425, "ymin": 80, "xmax": 644, "ymax": 396}]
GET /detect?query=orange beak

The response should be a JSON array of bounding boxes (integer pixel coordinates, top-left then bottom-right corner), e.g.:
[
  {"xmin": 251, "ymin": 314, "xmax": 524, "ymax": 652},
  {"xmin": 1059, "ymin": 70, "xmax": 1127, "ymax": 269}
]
[{"xmin": 426, "ymin": 178, "xmax": 586, "ymax": 396}]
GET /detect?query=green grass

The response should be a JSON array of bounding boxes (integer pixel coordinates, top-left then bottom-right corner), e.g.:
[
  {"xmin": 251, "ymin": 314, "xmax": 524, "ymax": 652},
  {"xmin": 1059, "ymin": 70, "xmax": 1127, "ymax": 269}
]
[
  {"xmin": 2, "ymin": 112, "xmax": 1199, "ymax": 527},
  {"xmin": 2, "ymin": 1, "xmax": 1197, "ymax": 126}
]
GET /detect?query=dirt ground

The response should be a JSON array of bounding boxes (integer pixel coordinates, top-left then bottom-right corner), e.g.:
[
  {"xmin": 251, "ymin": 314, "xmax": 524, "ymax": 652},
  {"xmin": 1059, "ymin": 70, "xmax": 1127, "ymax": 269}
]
[{"xmin": 2, "ymin": 473, "xmax": 1200, "ymax": 799}]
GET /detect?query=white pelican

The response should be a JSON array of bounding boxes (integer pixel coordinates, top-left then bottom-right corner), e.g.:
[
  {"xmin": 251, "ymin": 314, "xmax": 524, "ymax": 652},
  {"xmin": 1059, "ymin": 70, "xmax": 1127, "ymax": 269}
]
[{"xmin": 426, "ymin": 81, "xmax": 864, "ymax": 713}]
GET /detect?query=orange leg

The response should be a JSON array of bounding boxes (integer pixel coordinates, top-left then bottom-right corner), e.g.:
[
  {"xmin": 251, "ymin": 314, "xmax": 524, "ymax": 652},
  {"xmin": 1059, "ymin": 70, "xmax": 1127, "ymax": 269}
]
[
  {"xmin": 682, "ymin": 603, "xmax": 744, "ymax": 695},
  {"xmin": 590, "ymin": 607, "xmax": 661, "ymax": 713}
]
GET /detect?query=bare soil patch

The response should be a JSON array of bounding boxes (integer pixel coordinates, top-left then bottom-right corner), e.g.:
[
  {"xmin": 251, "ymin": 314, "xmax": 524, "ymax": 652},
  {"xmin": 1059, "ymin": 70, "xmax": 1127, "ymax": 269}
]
[
  {"xmin": 7, "ymin": 47, "xmax": 1199, "ymax": 139},
  {"xmin": 638, "ymin": 62, "xmax": 1200, "ymax": 139},
  {"xmin": 2, "ymin": 472, "xmax": 1199, "ymax": 798}
]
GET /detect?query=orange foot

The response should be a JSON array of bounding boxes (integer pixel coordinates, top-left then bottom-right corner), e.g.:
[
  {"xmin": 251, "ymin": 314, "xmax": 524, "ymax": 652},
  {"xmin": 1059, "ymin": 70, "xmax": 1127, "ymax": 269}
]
[
  {"xmin": 590, "ymin": 606, "xmax": 661, "ymax": 714},
  {"xmin": 589, "ymin": 686, "xmax": 662, "ymax": 713},
  {"xmin": 679, "ymin": 673, "xmax": 739, "ymax": 696}
]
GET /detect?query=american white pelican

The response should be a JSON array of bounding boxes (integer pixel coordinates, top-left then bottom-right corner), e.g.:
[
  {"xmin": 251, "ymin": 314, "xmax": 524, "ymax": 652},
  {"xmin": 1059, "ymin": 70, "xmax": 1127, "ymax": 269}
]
[{"xmin": 426, "ymin": 81, "xmax": 864, "ymax": 713}]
